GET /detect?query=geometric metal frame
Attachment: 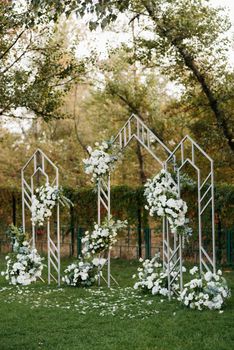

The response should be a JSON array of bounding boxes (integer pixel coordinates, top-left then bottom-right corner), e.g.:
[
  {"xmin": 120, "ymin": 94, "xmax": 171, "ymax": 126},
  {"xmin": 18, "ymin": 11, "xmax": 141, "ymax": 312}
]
[
  {"xmin": 96, "ymin": 115, "xmax": 216, "ymax": 298},
  {"xmin": 165, "ymin": 135, "xmax": 216, "ymax": 276},
  {"xmin": 21, "ymin": 148, "xmax": 61, "ymax": 286}
]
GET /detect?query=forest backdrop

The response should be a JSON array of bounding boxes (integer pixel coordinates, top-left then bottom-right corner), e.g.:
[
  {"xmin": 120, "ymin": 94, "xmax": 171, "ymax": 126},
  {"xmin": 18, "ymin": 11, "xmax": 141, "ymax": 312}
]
[{"xmin": 0, "ymin": 0, "xmax": 234, "ymax": 236}]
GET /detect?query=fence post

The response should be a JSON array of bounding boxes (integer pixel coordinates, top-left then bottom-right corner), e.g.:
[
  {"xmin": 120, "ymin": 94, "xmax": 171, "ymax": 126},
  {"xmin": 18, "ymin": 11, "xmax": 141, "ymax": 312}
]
[
  {"xmin": 70, "ymin": 206, "xmax": 75, "ymax": 256},
  {"xmin": 77, "ymin": 227, "xmax": 83, "ymax": 258},
  {"xmin": 144, "ymin": 228, "xmax": 151, "ymax": 259}
]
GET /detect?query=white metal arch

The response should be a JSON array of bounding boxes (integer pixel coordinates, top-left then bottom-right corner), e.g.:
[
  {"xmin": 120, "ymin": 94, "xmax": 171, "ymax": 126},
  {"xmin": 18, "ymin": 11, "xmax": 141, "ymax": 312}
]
[
  {"xmin": 21, "ymin": 148, "xmax": 61, "ymax": 285},
  {"xmin": 97, "ymin": 115, "xmax": 216, "ymax": 299},
  {"xmin": 165, "ymin": 135, "xmax": 216, "ymax": 276}
]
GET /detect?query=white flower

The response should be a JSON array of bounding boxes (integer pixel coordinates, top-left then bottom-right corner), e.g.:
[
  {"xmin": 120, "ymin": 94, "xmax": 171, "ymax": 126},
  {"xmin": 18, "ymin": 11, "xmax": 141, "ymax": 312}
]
[{"xmin": 189, "ymin": 266, "xmax": 198, "ymax": 275}]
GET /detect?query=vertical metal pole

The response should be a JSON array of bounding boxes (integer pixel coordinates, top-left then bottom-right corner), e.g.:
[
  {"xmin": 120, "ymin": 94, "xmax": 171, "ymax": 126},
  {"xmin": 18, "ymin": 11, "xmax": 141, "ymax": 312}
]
[
  {"xmin": 21, "ymin": 170, "xmax": 25, "ymax": 233},
  {"xmin": 162, "ymin": 217, "xmax": 165, "ymax": 269},
  {"xmin": 211, "ymin": 161, "xmax": 216, "ymax": 273},
  {"xmin": 57, "ymin": 202, "xmax": 60, "ymax": 286},
  {"xmin": 179, "ymin": 235, "xmax": 183, "ymax": 293},
  {"xmin": 198, "ymin": 169, "xmax": 202, "ymax": 273},
  {"xmin": 166, "ymin": 220, "xmax": 171, "ymax": 300},
  {"xmin": 107, "ymin": 174, "xmax": 111, "ymax": 288},
  {"xmin": 47, "ymin": 219, "xmax": 51, "ymax": 284},
  {"xmin": 31, "ymin": 175, "xmax": 35, "ymax": 248},
  {"xmin": 98, "ymin": 179, "xmax": 101, "ymax": 225}
]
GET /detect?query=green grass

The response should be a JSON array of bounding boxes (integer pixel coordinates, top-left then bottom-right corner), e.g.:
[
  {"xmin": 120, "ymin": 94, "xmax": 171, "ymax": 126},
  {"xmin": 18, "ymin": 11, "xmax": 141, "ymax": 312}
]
[{"xmin": 0, "ymin": 255, "xmax": 233, "ymax": 350}]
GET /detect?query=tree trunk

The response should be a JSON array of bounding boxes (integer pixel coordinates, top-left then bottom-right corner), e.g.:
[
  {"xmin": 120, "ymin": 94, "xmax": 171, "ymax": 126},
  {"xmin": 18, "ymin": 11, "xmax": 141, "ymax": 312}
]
[
  {"xmin": 143, "ymin": 0, "xmax": 234, "ymax": 152},
  {"xmin": 136, "ymin": 143, "xmax": 146, "ymax": 184}
]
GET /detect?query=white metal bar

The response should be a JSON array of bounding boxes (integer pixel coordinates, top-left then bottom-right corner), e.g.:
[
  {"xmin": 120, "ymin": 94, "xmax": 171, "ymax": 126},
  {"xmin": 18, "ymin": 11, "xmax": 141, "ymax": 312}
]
[
  {"xmin": 49, "ymin": 257, "xmax": 59, "ymax": 273},
  {"xmin": 57, "ymin": 201, "xmax": 60, "ymax": 286},
  {"xmin": 200, "ymin": 185, "xmax": 212, "ymax": 203},
  {"xmin": 198, "ymin": 170, "xmax": 202, "ymax": 273},
  {"xmin": 47, "ymin": 219, "xmax": 51, "ymax": 284},
  {"xmin": 201, "ymin": 246, "xmax": 214, "ymax": 267},
  {"xmin": 23, "ymin": 179, "xmax": 32, "ymax": 193},
  {"xmin": 201, "ymin": 258, "xmax": 210, "ymax": 273},
  {"xmin": 128, "ymin": 121, "xmax": 131, "ymax": 140},
  {"xmin": 211, "ymin": 160, "xmax": 216, "ymax": 273},
  {"xmin": 124, "ymin": 127, "xmax": 127, "ymax": 146},
  {"xmin": 98, "ymin": 180, "xmax": 101, "ymax": 225},
  {"xmin": 200, "ymin": 172, "xmax": 211, "ymax": 190},
  {"xmin": 119, "ymin": 132, "xmax": 122, "ymax": 149},
  {"xmin": 100, "ymin": 197, "xmax": 108, "ymax": 211},
  {"xmin": 133, "ymin": 135, "xmax": 164, "ymax": 165},
  {"xmin": 200, "ymin": 197, "xmax": 212, "ymax": 215},
  {"xmin": 49, "ymin": 238, "xmax": 58, "ymax": 253},
  {"xmin": 100, "ymin": 187, "xmax": 108, "ymax": 202}
]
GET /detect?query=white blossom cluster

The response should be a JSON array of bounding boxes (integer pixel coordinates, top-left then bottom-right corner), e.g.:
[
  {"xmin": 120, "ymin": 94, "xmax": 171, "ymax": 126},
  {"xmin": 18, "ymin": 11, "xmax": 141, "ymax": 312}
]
[
  {"xmin": 83, "ymin": 140, "xmax": 119, "ymax": 184},
  {"xmin": 62, "ymin": 260, "xmax": 97, "ymax": 287},
  {"xmin": 178, "ymin": 266, "xmax": 231, "ymax": 310},
  {"xmin": 31, "ymin": 184, "xmax": 72, "ymax": 226},
  {"xmin": 133, "ymin": 254, "xmax": 181, "ymax": 297},
  {"xmin": 1, "ymin": 241, "xmax": 43, "ymax": 286},
  {"xmin": 144, "ymin": 170, "xmax": 192, "ymax": 238},
  {"xmin": 82, "ymin": 217, "xmax": 127, "ymax": 256}
]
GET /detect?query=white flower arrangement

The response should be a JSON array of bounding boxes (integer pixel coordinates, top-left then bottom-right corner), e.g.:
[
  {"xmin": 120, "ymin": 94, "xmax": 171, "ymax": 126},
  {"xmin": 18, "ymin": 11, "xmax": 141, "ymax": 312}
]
[
  {"xmin": 62, "ymin": 257, "xmax": 107, "ymax": 287},
  {"xmin": 82, "ymin": 216, "xmax": 127, "ymax": 257},
  {"xmin": 83, "ymin": 139, "xmax": 120, "ymax": 184},
  {"xmin": 31, "ymin": 183, "xmax": 73, "ymax": 226},
  {"xmin": 1, "ymin": 225, "xmax": 44, "ymax": 286},
  {"xmin": 133, "ymin": 254, "xmax": 182, "ymax": 297},
  {"xmin": 178, "ymin": 267, "xmax": 231, "ymax": 310},
  {"xmin": 62, "ymin": 260, "xmax": 97, "ymax": 287},
  {"xmin": 144, "ymin": 169, "xmax": 192, "ymax": 238}
]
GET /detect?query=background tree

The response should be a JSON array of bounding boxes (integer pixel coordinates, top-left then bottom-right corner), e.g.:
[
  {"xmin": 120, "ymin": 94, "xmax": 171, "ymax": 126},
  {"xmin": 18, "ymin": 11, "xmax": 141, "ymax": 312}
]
[{"xmin": 33, "ymin": 0, "xmax": 234, "ymax": 153}]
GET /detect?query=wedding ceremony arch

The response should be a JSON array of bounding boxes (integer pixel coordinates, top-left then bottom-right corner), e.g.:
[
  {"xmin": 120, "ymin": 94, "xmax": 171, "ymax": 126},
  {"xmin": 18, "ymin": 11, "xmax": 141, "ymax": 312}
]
[
  {"xmin": 21, "ymin": 149, "xmax": 61, "ymax": 285},
  {"xmin": 95, "ymin": 114, "xmax": 216, "ymax": 298}
]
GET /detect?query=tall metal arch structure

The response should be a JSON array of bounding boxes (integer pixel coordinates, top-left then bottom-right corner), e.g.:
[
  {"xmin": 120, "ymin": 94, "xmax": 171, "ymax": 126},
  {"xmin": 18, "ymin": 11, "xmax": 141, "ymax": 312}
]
[
  {"xmin": 21, "ymin": 149, "xmax": 61, "ymax": 285},
  {"xmin": 165, "ymin": 136, "xmax": 216, "ymax": 274},
  {"xmin": 97, "ymin": 114, "xmax": 216, "ymax": 298}
]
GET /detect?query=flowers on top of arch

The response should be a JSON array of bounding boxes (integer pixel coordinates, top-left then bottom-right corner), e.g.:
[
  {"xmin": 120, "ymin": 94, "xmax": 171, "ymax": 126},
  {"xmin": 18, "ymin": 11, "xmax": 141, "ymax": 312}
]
[
  {"xmin": 144, "ymin": 169, "xmax": 192, "ymax": 238},
  {"xmin": 83, "ymin": 139, "xmax": 120, "ymax": 184}
]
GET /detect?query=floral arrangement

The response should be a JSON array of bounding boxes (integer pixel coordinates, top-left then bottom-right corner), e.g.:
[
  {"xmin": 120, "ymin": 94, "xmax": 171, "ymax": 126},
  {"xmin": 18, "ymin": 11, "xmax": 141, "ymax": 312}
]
[
  {"xmin": 178, "ymin": 266, "xmax": 231, "ymax": 310},
  {"xmin": 62, "ymin": 257, "xmax": 107, "ymax": 287},
  {"xmin": 31, "ymin": 183, "xmax": 73, "ymax": 226},
  {"xmin": 83, "ymin": 139, "xmax": 120, "ymax": 184},
  {"xmin": 144, "ymin": 169, "xmax": 192, "ymax": 238},
  {"xmin": 82, "ymin": 216, "xmax": 127, "ymax": 257},
  {"xmin": 133, "ymin": 254, "xmax": 182, "ymax": 297},
  {"xmin": 1, "ymin": 225, "xmax": 44, "ymax": 286},
  {"xmin": 62, "ymin": 260, "xmax": 97, "ymax": 287}
]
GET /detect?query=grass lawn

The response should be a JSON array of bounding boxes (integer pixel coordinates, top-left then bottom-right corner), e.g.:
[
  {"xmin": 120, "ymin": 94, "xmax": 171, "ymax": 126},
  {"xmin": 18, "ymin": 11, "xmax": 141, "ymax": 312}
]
[{"xmin": 0, "ymin": 255, "xmax": 233, "ymax": 350}]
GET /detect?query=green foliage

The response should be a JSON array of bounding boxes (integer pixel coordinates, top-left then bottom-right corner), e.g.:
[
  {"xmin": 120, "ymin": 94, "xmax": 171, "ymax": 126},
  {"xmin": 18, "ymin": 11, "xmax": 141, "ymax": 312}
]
[
  {"xmin": 0, "ymin": 1, "xmax": 86, "ymax": 121},
  {"xmin": 6, "ymin": 224, "xmax": 26, "ymax": 247}
]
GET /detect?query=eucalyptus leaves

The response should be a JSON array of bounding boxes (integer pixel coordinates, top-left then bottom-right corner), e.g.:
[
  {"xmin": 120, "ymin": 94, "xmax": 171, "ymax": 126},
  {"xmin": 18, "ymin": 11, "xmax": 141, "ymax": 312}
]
[{"xmin": 144, "ymin": 170, "xmax": 192, "ymax": 238}]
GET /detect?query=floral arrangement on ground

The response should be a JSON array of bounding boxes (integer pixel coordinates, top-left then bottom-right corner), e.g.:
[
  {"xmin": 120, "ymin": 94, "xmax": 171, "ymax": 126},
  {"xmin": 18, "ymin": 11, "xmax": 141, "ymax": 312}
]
[
  {"xmin": 1, "ymin": 225, "xmax": 44, "ymax": 286},
  {"xmin": 144, "ymin": 169, "xmax": 192, "ymax": 238},
  {"xmin": 31, "ymin": 183, "xmax": 73, "ymax": 226},
  {"xmin": 178, "ymin": 266, "xmax": 231, "ymax": 310},
  {"xmin": 133, "ymin": 254, "xmax": 182, "ymax": 297},
  {"xmin": 62, "ymin": 257, "xmax": 107, "ymax": 287}
]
